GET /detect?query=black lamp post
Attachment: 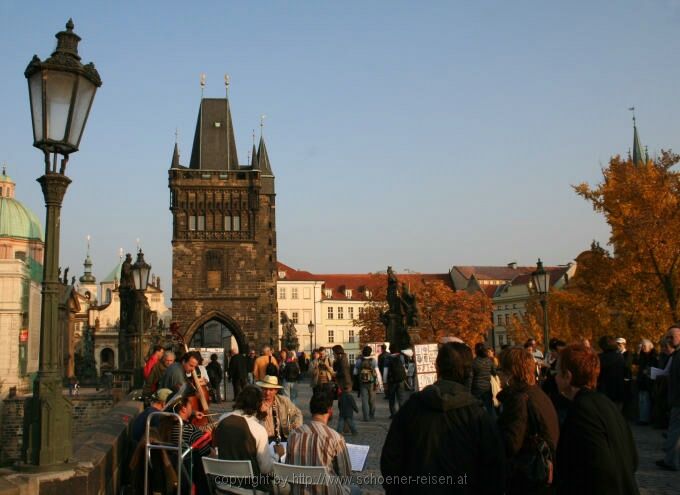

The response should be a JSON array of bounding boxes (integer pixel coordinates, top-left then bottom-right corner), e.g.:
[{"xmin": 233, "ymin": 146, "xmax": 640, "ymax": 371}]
[
  {"xmin": 531, "ymin": 258, "xmax": 551, "ymax": 354},
  {"xmin": 132, "ymin": 250, "xmax": 151, "ymax": 387},
  {"xmin": 22, "ymin": 19, "xmax": 101, "ymax": 468},
  {"xmin": 307, "ymin": 321, "xmax": 315, "ymax": 354}
]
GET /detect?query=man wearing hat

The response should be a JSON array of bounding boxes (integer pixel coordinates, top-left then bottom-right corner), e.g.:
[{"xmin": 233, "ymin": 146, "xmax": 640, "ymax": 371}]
[
  {"xmin": 256, "ymin": 375, "xmax": 303, "ymax": 442},
  {"xmin": 131, "ymin": 388, "xmax": 173, "ymax": 444}
]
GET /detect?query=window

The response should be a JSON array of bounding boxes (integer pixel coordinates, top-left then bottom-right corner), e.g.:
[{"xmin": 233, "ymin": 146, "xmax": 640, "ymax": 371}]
[
  {"xmin": 348, "ymin": 353, "xmax": 356, "ymax": 365},
  {"xmin": 197, "ymin": 215, "xmax": 205, "ymax": 231},
  {"xmin": 358, "ymin": 307, "xmax": 365, "ymax": 317},
  {"xmin": 365, "ymin": 290, "xmax": 372, "ymax": 298},
  {"xmin": 504, "ymin": 314, "xmax": 510, "ymax": 325},
  {"xmin": 224, "ymin": 215, "xmax": 241, "ymax": 231},
  {"xmin": 291, "ymin": 312, "xmax": 299, "ymax": 324},
  {"xmin": 324, "ymin": 289, "xmax": 333, "ymax": 298},
  {"xmin": 279, "ymin": 287, "xmax": 286, "ymax": 299},
  {"xmin": 328, "ymin": 330, "xmax": 334, "ymax": 343},
  {"xmin": 345, "ymin": 289, "xmax": 352, "ymax": 299},
  {"xmin": 327, "ymin": 307, "xmax": 334, "ymax": 319},
  {"xmin": 189, "ymin": 215, "xmax": 196, "ymax": 231},
  {"xmin": 291, "ymin": 288, "xmax": 298, "ymax": 299},
  {"xmin": 497, "ymin": 314, "xmax": 503, "ymax": 326},
  {"xmin": 348, "ymin": 330, "xmax": 355, "ymax": 343},
  {"xmin": 499, "ymin": 334, "xmax": 506, "ymax": 345},
  {"xmin": 348, "ymin": 307, "xmax": 354, "ymax": 320},
  {"xmin": 338, "ymin": 307, "xmax": 344, "ymax": 320},
  {"xmin": 303, "ymin": 287, "xmax": 311, "ymax": 299}
]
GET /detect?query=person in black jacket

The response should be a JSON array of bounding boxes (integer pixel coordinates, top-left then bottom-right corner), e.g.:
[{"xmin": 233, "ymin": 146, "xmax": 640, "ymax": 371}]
[
  {"xmin": 471, "ymin": 343, "xmax": 497, "ymax": 417},
  {"xmin": 555, "ymin": 343, "xmax": 639, "ymax": 495},
  {"xmin": 497, "ymin": 348, "xmax": 559, "ymax": 495},
  {"xmin": 597, "ymin": 335, "xmax": 625, "ymax": 409},
  {"xmin": 381, "ymin": 342, "xmax": 505, "ymax": 495},
  {"xmin": 228, "ymin": 349, "xmax": 248, "ymax": 402},
  {"xmin": 206, "ymin": 354, "xmax": 223, "ymax": 403}
]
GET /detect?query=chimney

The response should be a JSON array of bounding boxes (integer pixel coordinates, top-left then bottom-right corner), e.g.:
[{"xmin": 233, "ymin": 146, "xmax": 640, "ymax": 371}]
[{"xmin": 507, "ymin": 262, "xmax": 518, "ymax": 269}]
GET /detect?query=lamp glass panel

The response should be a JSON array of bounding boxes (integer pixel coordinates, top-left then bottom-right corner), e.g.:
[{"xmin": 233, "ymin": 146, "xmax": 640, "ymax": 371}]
[
  {"xmin": 45, "ymin": 71, "xmax": 76, "ymax": 142},
  {"xmin": 68, "ymin": 76, "xmax": 96, "ymax": 148},
  {"xmin": 541, "ymin": 273, "xmax": 551, "ymax": 294},
  {"xmin": 132, "ymin": 268, "xmax": 142, "ymax": 291},
  {"xmin": 139, "ymin": 265, "xmax": 150, "ymax": 291},
  {"xmin": 28, "ymin": 72, "xmax": 44, "ymax": 142}
]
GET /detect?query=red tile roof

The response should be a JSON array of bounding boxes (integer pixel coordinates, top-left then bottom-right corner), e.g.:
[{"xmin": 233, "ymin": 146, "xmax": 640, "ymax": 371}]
[
  {"xmin": 277, "ymin": 262, "xmax": 453, "ymax": 301},
  {"xmin": 508, "ymin": 266, "xmax": 571, "ymax": 287},
  {"xmin": 453, "ymin": 265, "xmax": 535, "ymax": 281}
]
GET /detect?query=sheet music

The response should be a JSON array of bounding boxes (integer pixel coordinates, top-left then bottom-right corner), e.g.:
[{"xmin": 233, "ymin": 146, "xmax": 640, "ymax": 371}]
[{"xmin": 345, "ymin": 443, "xmax": 370, "ymax": 471}]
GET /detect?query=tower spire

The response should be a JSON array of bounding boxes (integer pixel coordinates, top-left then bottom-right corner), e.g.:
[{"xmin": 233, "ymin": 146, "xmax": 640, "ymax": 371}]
[
  {"xmin": 630, "ymin": 107, "xmax": 646, "ymax": 165},
  {"xmin": 171, "ymin": 129, "xmax": 181, "ymax": 168},
  {"xmin": 80, "ymin": 235, "xmax": 96, "ymax": 284}
]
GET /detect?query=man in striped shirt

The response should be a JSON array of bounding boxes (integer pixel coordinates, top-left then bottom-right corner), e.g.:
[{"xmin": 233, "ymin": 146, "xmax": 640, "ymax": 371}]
[{"xmin": 286, "ymin": 390, "xmax": 355, "ymax": 495}]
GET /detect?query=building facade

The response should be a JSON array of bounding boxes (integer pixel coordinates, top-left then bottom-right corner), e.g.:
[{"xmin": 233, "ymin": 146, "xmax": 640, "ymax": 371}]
[
  {"xmin": 169, "ymin": 93, "xmax": 278, "ymax": 354},
  {"xmin": 0, "ymin": 171, "xmax": 43, "ymax": 397}
]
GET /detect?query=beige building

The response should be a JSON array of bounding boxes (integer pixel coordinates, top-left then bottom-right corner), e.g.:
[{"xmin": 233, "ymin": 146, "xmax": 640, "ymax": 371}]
[
  {"xmin": 491, "ymin": 263, "xmax": 577, "ymax": 348},
  {"xmin": 0, "ymin": 171, "xmax": 43, "ymax": 397},
  {"xmin": 277, "ymin": 263, "xmax": 376, "ymax": 364}
]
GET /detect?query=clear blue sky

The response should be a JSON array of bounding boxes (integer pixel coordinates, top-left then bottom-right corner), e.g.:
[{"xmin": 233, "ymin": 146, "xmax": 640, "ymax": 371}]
[{"xmin": 1, "ymin": 1, "xmax": 679, "ymax": 301}]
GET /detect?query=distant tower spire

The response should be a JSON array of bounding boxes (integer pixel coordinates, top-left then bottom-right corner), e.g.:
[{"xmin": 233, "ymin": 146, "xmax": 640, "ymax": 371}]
[
  {"xmin": 225, "ymin": 74, "xmax": 231, "ymax": 168},
  {"xmin": 630, "ymin": 107, "xmax": 646, "ymax": 165},
  {"xmin": 199, "ymin": 73, "xmax": 206, "ymax": 168},
  {"xmin": 260, "ymin": 114, "xmax": 266, "ymax": 137},
  {"xmin": 251, "ymin": 128, "xmax": 258, "ymax": 167},
  {"xmin": 80, "ymin": 235, "xmax": 96, "ymax": 284},
  {"xmin": 171, "ymin": 129, "xmax": 181, "ymax": 168}
]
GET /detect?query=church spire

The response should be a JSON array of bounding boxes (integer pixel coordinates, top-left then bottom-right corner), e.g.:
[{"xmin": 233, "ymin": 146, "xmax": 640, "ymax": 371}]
[
  {"xmin": 630, "ymin": 108, "xmax": 647, "ymax": 165},
  {"xmin": 79, "ymin": 235, "xmax": 96, "ymax": 284}
]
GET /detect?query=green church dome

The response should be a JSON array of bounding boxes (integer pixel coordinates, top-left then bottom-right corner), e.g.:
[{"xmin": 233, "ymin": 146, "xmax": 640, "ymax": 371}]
[{"xmin": 0, "ymin": 197, "xmax": 44, "ymax": 241}]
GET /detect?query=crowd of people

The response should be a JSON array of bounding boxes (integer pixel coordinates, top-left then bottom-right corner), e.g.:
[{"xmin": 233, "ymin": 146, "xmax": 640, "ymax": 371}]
[{"xmin": 128, "ymin": 324, "xmax": 680, "ymax": 494}]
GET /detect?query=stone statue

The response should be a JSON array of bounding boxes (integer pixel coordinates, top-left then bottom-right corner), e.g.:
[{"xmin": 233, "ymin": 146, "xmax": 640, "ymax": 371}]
[
  {"xmin": 280, "ymin": 312, "xmax": 300, "ymax": 351},
  {"xmin": 120, "ymin": 253, "xmax": 134, "ymax": 289},
  {"xmin": 381, "ymin": 267, "xmax": 421, "ymax": 350}
]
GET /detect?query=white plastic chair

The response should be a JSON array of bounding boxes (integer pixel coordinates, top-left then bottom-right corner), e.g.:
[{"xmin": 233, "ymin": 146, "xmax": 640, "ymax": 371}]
[
  {"xmin": 201, "ymin": 457, "xmax": 267, "ymax": 495},
  {"xmin": 271, "ymin": 461, "xmax": 330, "ymax": 493}
]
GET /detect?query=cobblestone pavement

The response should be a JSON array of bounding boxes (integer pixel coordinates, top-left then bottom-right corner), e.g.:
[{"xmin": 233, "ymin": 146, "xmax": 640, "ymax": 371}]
[
  {"xmin": 633, "ymin": 424, "xmax": 680, "ymax": 495},
  {"xmin": 212, "ymin": 379, "xmax": 680, "ymax": 494}
]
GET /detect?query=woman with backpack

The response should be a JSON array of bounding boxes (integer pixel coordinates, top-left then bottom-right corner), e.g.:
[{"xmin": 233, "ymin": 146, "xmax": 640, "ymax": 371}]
[
  {"xmin": 471, "ymin": 343, "xmax": 497, "ymax": 417},
  {"xmin": 497, "ymin": 348, "xmax": 559, "ymax": 495}
]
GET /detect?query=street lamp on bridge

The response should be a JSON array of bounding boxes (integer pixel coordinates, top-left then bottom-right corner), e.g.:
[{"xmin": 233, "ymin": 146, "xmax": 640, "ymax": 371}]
[
  {"xmin": 22, "ymin": 19, "xmax": 101, "ymax": 468},
  {"xmin": 308, "ymin": 321, "xmax": 315, "ymax": 354},
  {"xmin": 132, "ymin": 249, "xmax": 151, "ymax": 387},
  {"xmin": 531, "ymin": 258, "xmax": 551, "ymax": 354}
]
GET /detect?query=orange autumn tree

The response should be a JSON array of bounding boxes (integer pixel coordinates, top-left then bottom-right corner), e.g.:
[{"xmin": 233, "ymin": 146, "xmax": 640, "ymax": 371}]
[
  {"xmin": 512, "ymin": 151, "xmax": 680, "ymax": 347},
  {"xmin": 576, "ymin": 151, "xmax": 680, "ymax": 327},
  {"xmin": 354, "ymin": 274, "xmax": 493, "ymax": 345}
]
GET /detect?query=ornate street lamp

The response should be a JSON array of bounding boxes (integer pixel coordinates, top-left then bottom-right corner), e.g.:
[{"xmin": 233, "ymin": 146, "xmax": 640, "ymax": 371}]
[
  {"xmin": 308, "ymin": 321, "xmax": 315, "ymax": 354},
  {"xmin": 132, "ymin": 250, "xmax": 151, "ymax": 386},
  {"xmin": 22, "ymin": 19, "xmax": 101, "ymax": 468},
  {"xmin": 531, "ymin": 258, "xmax": 551, "ymax": 354}
]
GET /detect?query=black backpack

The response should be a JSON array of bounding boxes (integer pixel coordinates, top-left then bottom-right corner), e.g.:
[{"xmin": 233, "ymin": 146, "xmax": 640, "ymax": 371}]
[
  {"xmin": 285, "ymin": 361, "xmax": 300, "ymax": 382},
  {"xmin": 388, "ymin": 355, "xmax": 406, "ymax": 383},
  {"xmin": 265, "ymin": 356, "xmax": 278, "ymax": 377}
]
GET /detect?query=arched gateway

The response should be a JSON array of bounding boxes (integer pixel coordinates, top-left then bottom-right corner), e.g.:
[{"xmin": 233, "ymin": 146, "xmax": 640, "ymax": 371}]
[{"xmin": 169, "ymin": 92, "xmax": 278, "ymax": 351}]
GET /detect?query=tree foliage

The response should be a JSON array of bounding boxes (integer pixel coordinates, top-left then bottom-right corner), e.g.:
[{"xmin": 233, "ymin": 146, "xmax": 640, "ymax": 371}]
[
  {"xmin": 511, "ymin": 152, "xmax": 680, "ymax": 347},
  {"xmin": 354, "ymin": 274, "xmax": 493, "ymax": 345}
]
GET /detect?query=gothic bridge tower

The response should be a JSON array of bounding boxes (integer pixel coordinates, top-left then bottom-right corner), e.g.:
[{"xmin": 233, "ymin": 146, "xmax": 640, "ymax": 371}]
[{"xmin": 169, "ymin": 88, "xmax": 277, "ymax": 353}]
